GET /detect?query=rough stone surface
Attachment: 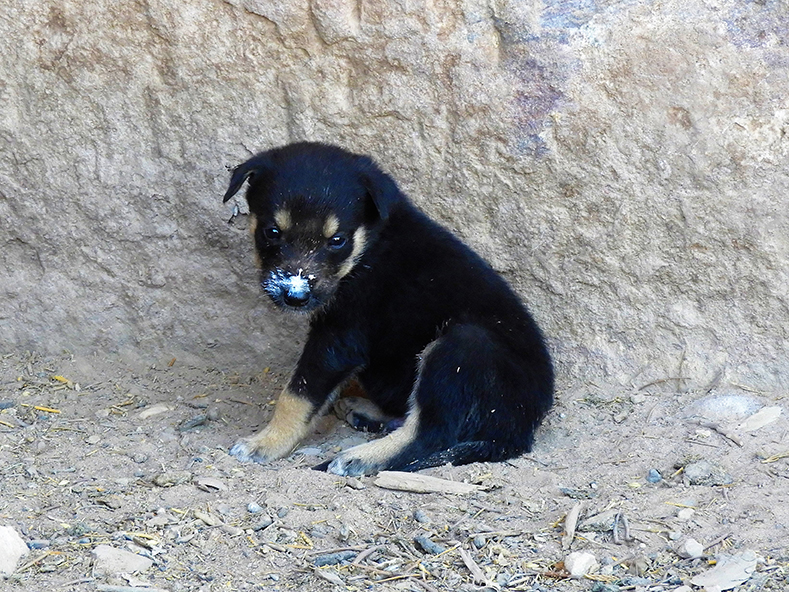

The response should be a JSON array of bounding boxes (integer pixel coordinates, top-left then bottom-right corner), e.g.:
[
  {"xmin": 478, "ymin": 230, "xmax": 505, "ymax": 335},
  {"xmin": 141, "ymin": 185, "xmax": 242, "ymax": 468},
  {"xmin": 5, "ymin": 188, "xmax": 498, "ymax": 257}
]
[
  {"xmin": 91, "ymin": 544, "xmax": 153, "ymax": 576},
  {"xmin": 1, "ymin": 1, "xmax": 787, "ymax": 391},
  {"xmin": 683, "ymin": 460, "xmax": 734, "ymax": 486},
  {"xmin": 0, "ymin": 525, "xmax": 29, "ymax": 576}
]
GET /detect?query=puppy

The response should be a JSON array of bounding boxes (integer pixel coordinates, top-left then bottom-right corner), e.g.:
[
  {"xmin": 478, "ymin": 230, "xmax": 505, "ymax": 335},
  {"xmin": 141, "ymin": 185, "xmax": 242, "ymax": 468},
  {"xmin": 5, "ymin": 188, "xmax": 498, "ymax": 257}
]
[{"xmin": 222, "ymin": 142, "xmax": 554, "ymax": 476}]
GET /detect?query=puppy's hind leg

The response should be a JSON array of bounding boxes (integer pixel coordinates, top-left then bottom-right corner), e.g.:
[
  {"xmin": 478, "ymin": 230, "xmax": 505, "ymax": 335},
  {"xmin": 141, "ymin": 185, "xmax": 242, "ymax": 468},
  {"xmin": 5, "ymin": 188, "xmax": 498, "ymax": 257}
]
[{"xmin": 327, "ymin": 325, "xmax": 535, "ymax": 476}]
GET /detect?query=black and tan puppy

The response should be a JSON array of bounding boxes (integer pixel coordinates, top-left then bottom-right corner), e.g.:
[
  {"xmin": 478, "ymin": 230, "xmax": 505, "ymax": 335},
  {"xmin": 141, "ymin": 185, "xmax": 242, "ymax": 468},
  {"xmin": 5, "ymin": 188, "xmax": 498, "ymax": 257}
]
[{"xmin": 222, "ymin": 142, "xmax": 554, "ymax": 476}]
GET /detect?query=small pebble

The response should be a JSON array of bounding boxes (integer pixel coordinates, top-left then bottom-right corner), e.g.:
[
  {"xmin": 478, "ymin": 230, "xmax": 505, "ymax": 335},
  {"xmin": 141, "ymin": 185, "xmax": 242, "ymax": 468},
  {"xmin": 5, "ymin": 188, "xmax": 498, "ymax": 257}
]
[
  {"xmin": 646, "ymin": 469, "xmax": 662, "ymax": 483},
  {"xmin": 413, "ymin": 509, "xmax": 430, "ymax": 524},
  {"xmin": 339, "ymin": 524, "xmax": 350, "ymax": 541},
  {"xmin": 178, "ymin": 414, "xmax": 209, "ymax": 432},
  {"xmin": 85, "ymin": 435, "xmax": 101, "ymax": 445},
  {"xmin": 27, "ymin": 540, "xmax": 50, "ymax": 550},
  {"xmin": 132, "ymin": 453, "xmax": 148, "ymax": 464},
  {"xmin": 253, "ymin": 516, "xmax": 274, "ymax": 531},
  {"xmin": 194, "ymin": 476, "xmax": 228, "ymax": 492},
  {"xmin": 472, "ymin": 534, "xmax": 486, "ymax": 549},
  {"xmin": 313, "ymin": 550, "xmax": 357, "ymax": 567},
  {"xmin": 345, "ymin": 477, "xmax": 366, "ymax": 490},
  {"xmin": 247, "ymin": 502, "xmax": 263, "ymax": 514},
  {"xmin": 413, "ymin": 535, "xmax": 446, "ymax": 555},
  {"xmin": 677, "ymin": 508, "xmax": 695, "ymax": 522},
  {"xmin": 276, "ymin": 507, "xmax": 289, "ymax": 519},
  {"xmin": 0, "ymin": 400, "xmax": 14, "ymax": 410}
]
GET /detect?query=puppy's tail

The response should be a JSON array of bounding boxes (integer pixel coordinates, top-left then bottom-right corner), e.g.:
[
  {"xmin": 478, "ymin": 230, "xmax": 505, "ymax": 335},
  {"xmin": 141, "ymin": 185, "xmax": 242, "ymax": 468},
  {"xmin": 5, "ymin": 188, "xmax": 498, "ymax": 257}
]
[{"xmin": 392, "ymin": 440, "xmax": 524, "ymax": 473}]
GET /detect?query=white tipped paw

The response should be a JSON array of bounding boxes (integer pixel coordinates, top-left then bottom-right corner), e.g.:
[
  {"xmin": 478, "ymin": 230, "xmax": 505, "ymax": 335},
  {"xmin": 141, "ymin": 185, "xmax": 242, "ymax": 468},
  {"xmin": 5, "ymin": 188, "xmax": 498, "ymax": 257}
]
[
  {"xmin": 229, "ymin": 438, "xmax": 274, "ymax": 464},
  {"xmin": 327, "ymin": 454, "xmax": 376, "ymax": 477}
]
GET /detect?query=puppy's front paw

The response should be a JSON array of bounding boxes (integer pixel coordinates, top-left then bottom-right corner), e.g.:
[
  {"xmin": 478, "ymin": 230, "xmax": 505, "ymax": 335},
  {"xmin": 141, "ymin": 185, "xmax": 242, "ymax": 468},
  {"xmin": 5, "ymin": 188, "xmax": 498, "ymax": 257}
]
[
  {"xmin": 228, "ymin": 389, "xmax": 316, "ymax": 465},
  {"xmin": 229, "ymin": 437, "xmax": 275, "ymax": 464}
]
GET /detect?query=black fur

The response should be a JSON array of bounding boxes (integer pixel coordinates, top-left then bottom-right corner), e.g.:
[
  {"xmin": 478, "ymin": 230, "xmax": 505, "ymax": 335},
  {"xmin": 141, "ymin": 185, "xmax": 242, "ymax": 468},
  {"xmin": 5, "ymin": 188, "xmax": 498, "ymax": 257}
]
[{"xmin": 224, "ymin": 142, "xmax": 554, "ymax": 475}]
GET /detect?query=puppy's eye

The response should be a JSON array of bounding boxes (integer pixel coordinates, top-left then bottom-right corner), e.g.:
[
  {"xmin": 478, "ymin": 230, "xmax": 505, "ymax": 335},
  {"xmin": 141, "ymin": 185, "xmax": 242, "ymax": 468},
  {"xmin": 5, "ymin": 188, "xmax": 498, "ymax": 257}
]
[
  {"xmin": 328, "ymin": 234, "xmax": 347, "ymax": 249},
  {"xmin": 263, "ymin": 227, "xmax": 281, "ymax": 241}
]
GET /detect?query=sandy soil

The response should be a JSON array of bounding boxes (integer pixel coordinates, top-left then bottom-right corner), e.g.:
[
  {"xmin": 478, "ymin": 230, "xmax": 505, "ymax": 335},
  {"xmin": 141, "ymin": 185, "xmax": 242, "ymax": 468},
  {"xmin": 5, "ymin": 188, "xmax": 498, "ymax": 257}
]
[{"xmin": 0, "ymin": 350, "xmax": 787, "ymax": 591}]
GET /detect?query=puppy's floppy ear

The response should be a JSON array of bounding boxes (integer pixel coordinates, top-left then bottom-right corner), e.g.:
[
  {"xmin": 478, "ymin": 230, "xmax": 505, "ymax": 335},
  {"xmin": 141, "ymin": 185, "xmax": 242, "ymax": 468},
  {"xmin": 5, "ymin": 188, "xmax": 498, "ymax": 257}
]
[
  {"xmin": 357, "ymin": 155, "xmax": 401, "ymax": 221},
  {"xmin": 222, "ymin": 154, "xmax": 273, "ymax": 203}
]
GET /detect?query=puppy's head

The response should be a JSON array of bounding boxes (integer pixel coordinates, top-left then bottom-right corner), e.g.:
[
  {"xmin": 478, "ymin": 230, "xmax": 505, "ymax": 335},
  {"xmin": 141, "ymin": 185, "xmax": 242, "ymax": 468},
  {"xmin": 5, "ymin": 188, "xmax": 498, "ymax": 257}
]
[{"xmin": 223, "ymin": 142, "xmax": 401, "ymax": 312}]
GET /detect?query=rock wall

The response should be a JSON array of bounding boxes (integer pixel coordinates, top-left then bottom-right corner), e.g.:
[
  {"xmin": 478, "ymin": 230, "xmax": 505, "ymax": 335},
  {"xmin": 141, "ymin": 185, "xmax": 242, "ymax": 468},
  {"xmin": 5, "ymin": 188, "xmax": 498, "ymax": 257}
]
[{"xmin": 1, "ymin": 0, "xmax": 787, "ymax": 391}]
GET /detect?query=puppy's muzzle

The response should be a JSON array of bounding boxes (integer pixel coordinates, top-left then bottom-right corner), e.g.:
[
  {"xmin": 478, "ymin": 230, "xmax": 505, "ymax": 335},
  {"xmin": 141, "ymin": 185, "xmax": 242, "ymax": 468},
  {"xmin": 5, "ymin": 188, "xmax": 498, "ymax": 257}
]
[{"xmin": 263, "ymin": 269, "xmax": 315, "ymax": 309}]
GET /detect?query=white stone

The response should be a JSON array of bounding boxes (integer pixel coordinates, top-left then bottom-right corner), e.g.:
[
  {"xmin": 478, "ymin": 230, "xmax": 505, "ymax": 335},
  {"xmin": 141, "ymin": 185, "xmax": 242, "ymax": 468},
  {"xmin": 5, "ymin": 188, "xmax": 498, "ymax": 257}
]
[
  {"xmin": 138, "ymin": 403, "xmax": 174, "ymax": 419},
  {"xmin": 564, "ymin": 551, "xmax": 598, "ymax": 578},
  {"xmin": 677, "ymin": 508, "xmax": 695, "ymax": 521},
  {"xmin": 0, "ymin": 525, "xmax": 29, "ymax": 576},
  {"xmin": 676, "ymin": 538, "xmax": 704, "ymax": 559},
  {"xmin": 738, "ymin": 406, "xmax": 782, "ymax": 432},
  {"xmin": 91, "ymin": 545, "xmax": 153, "ymax": 576}
]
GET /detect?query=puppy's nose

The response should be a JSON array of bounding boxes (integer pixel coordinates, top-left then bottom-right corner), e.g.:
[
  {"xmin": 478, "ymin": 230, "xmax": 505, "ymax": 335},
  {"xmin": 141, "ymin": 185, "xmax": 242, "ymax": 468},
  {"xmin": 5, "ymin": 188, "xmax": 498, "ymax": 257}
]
[
  {"xmin": 282, "ymin": 269, "xmax": 311, "ymax": 307},
  {"xmin": 283, "ymin": 290, "xmax": 310, "ymax": 307}
]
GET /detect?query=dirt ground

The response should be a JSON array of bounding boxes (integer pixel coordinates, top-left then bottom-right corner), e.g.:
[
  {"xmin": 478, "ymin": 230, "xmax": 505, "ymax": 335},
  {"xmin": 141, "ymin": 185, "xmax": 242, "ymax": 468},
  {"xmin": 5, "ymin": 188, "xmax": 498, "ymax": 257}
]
[{"xmin": 0, "ymin": 350, "xmax": 787, "ymax": 592}]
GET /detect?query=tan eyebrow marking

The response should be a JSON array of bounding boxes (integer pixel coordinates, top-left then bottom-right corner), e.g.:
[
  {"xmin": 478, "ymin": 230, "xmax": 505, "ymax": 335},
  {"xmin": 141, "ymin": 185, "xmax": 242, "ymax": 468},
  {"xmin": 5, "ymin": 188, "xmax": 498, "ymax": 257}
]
[
  {"xmin": 337, "ymin": 227, "xmax": 368, "ymax": 278},
  {"xmin": 323, "ymin": 213, "xmax": 339, "ymax": 238},
  {"xmin": 273, "ymin": 209, "xmax": 292, "ymax": 230}
]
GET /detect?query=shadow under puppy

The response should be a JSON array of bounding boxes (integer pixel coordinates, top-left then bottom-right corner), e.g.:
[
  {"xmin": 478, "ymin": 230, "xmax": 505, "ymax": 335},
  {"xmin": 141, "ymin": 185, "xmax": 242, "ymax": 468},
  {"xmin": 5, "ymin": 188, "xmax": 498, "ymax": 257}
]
[{"xmin": 222, "ymin": 142, "xmax": 554, "ymax": 476}]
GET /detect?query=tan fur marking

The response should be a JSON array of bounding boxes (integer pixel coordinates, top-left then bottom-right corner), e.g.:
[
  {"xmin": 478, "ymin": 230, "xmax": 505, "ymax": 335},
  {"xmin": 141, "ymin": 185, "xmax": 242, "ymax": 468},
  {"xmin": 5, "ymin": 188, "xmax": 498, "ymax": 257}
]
[
  {"xmin": 323, "ymin": 214, "xmax": 340, "ymax": 238},
  {"xmin": 248, "ymin": 214, "xmax": 262, "ymax": 268},
  {"xmin": 248, "ymin": 212, "xmax": 258, "ymax": 236},
  {"xmin": 273, "ymin": 209, "xmax": 292, "ymax": 231},
  {"xmin": 337, "ymin": 402, "xmax": 420, "ymax": 465},
  {"xmin": 337, "ymin": 227, "xmax": 368, "ymax": 278},
  {"xmin": 241, "ymin": 388, "xmax": 313, "ymax": 460}
]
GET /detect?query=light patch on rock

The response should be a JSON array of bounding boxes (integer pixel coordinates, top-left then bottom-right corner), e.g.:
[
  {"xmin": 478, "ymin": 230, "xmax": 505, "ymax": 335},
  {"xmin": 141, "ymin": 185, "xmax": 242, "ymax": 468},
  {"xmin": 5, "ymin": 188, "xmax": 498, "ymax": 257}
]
[
  {"xmin": 0, "ymin": 525, "xmax": 29, "ymax": 576},
  {"xmin": 91, "ymin": 544, "xmax": 153, "ymax": 576},
  {"xmin": 738, "ymin": 406, "xmax": 782, "ymax": 432}
]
